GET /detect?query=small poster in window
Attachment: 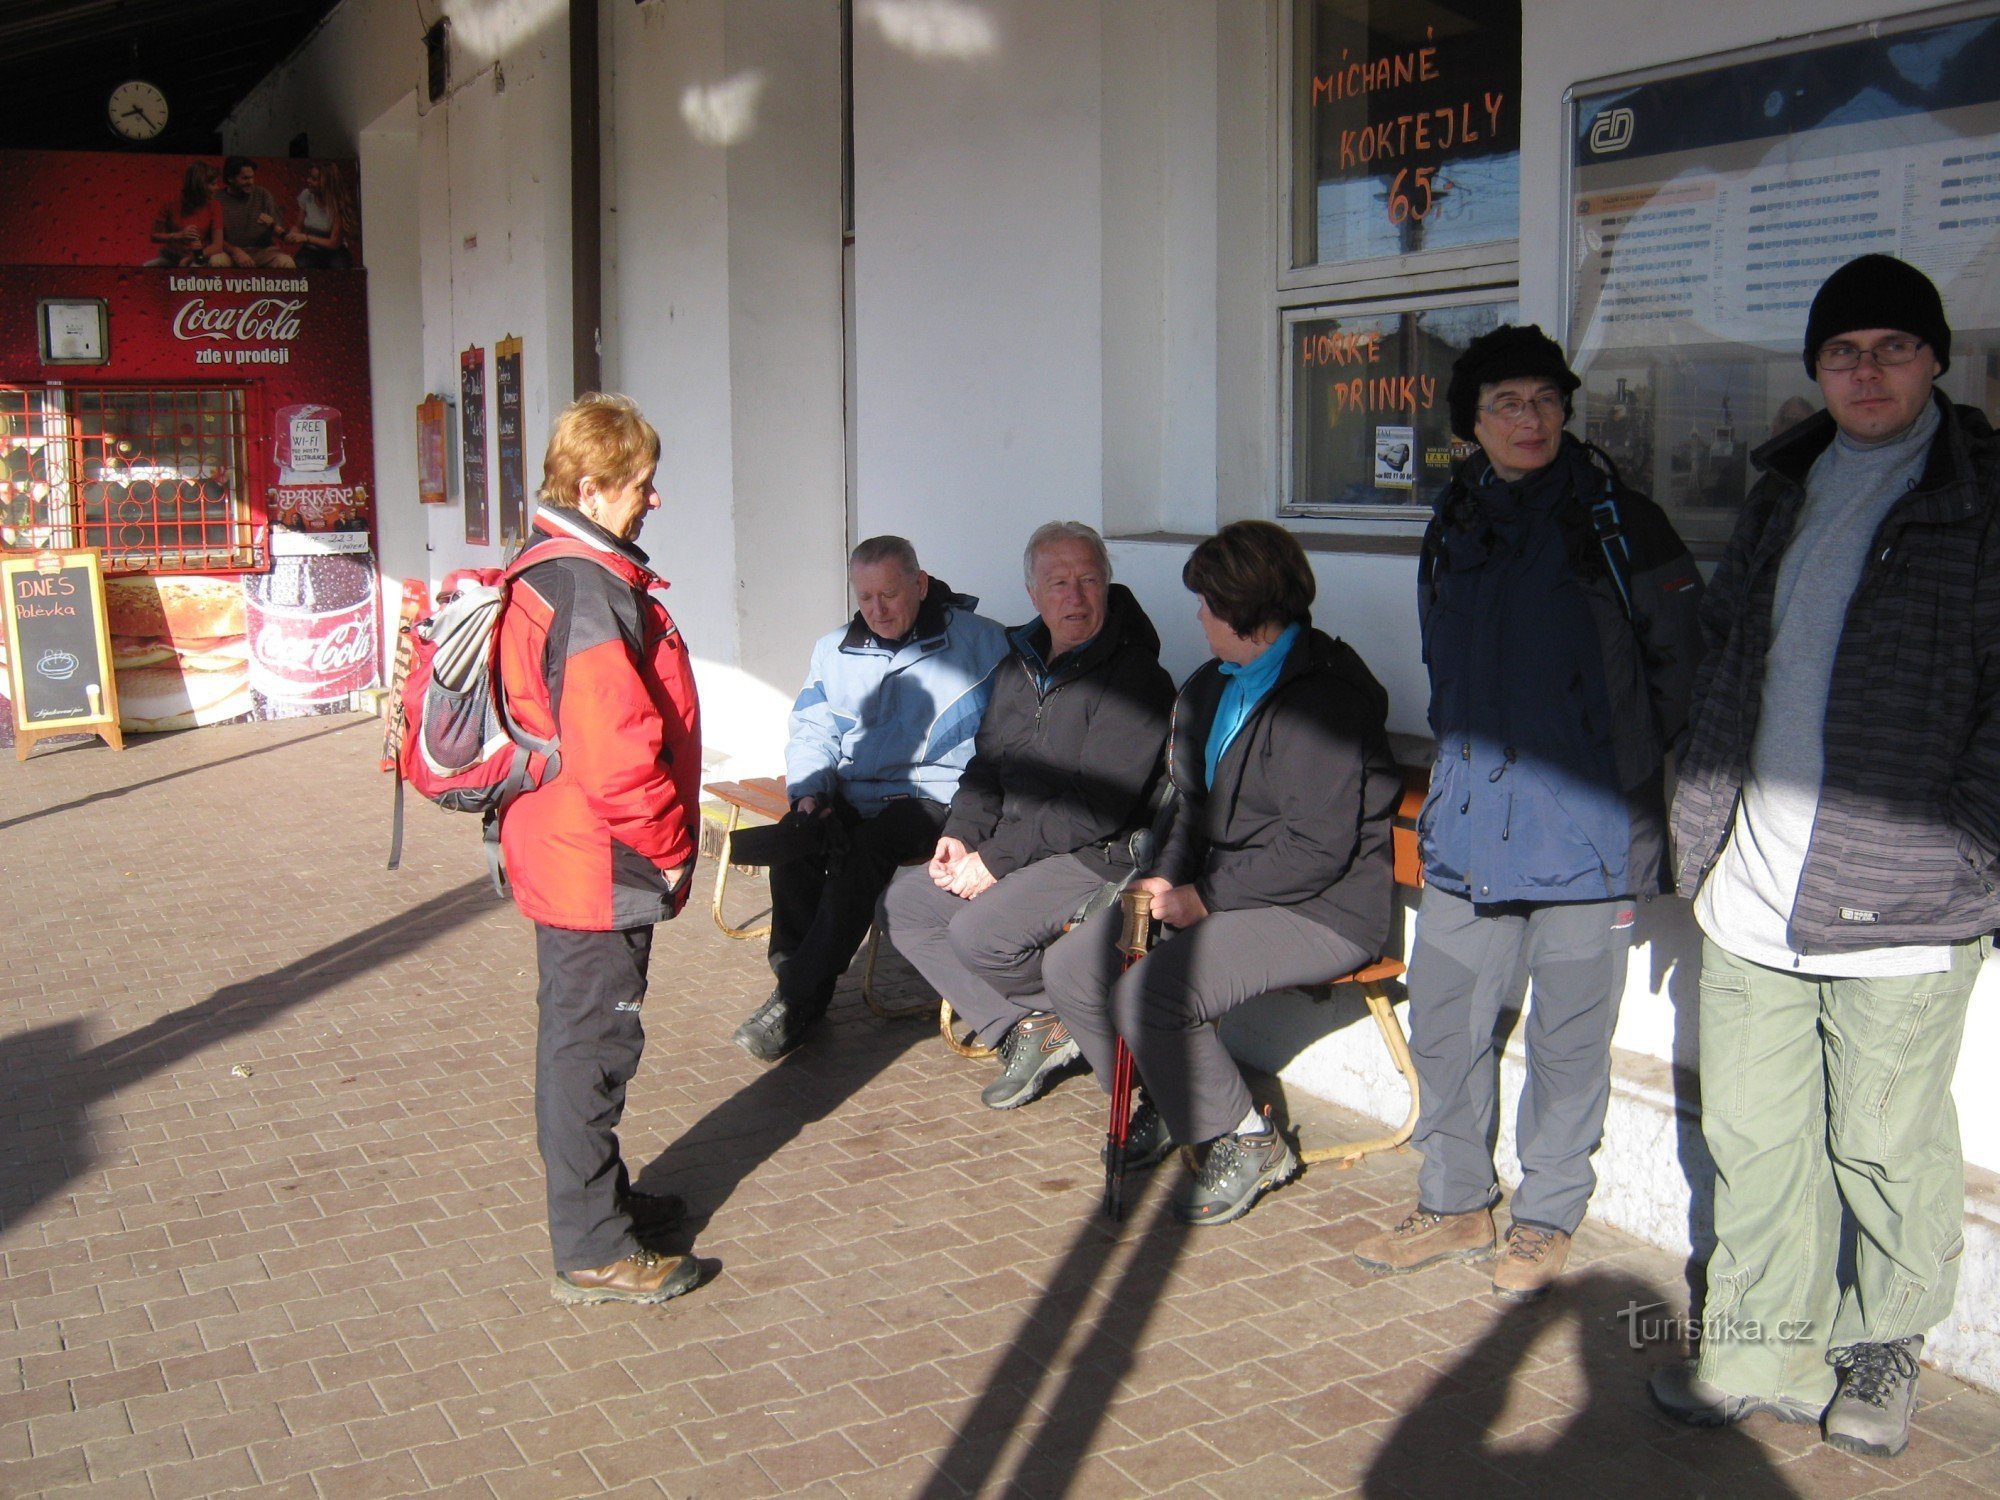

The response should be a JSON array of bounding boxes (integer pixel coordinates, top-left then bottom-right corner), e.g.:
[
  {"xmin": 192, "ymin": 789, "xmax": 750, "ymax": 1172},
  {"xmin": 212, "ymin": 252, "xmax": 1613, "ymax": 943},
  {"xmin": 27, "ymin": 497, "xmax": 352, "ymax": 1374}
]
[
  {"xmin": 416, "ymin": 396, "xmax": 448, "ymax": 505},
  {"xmin": 494, "ymin": 335, "xmax": 526, "ymax": 545},
  {"xmin": 1374, "ymin": 425, "xmax": 1416, "ymax": 489},
  {"xmin": 460, "ymin": 345, "xmax": 488, "ymax": 547}
]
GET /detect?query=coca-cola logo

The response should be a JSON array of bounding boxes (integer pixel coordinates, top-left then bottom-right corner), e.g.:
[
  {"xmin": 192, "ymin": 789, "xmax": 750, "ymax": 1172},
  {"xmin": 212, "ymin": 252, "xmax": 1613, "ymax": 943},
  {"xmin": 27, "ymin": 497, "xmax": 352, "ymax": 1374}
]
[
  {"xmin": 172, "ymin": 297, "xmax": 306, "ymax": 344},
  {"xmin": 252, "ymin": 618, "xmax": 372, "ymax": 677}
]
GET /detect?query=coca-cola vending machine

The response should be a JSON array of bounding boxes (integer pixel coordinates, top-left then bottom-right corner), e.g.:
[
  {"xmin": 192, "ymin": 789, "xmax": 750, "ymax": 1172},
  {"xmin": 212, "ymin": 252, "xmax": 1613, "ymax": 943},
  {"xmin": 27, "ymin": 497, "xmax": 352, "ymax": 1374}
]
[{"xmin": 0, "ymin": 149, "xmax": 379, "ymax": 741}]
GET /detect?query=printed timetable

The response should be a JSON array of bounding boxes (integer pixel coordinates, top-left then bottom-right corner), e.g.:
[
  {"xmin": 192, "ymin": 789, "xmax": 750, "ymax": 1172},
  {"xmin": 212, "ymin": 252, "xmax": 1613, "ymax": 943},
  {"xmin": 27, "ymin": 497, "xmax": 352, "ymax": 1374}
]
[{"xmin": 1570, "ymin": 14, "xmax": 2000, "ymax": 356}]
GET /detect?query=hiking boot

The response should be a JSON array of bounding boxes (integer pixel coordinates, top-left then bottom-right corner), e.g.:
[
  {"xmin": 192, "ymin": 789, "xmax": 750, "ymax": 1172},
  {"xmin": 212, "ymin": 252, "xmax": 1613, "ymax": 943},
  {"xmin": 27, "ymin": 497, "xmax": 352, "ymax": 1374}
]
[
  {"xmin": 1101, "ymin": 1095, "xmax": 1175, "ymax": 1172},
  {"xmin": 732, "ymin": 987, "xmax": 821, "ymax": 1063},
  {"xmin": 1171, "ymin": 1110, "xmax": 1299, "ymax": 1226},
  {"xmin": 1491, "ymin": 1223, "xmax": 1572, "ymax": 1301},
  {"xmin": 980, "ymin": 1012, "xmax": 1081, "ymax": 1109},
  {"xmin": 1824, "ymin": 1336, "xmax": 1924, "ymax": 1457},
  {"xmin": 1353, "ymin": 1205, "xmax": 1496, "ymax": 1274},
  {"xmin": 1648, "ymin": 1361, "xmax": 1824, "ymax": 1427},
  {"xmin": 551, "ymin": 1248, "xmax": 701, "ymax": 1306}
]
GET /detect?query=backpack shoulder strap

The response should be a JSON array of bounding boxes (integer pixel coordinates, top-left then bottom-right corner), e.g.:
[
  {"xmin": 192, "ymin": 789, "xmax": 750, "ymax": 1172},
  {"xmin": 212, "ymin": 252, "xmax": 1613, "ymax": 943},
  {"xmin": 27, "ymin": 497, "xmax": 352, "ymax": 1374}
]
[
  {"xmin": 1589, "ymin": 486, "xmax": 1634, "ymax": 620},
  {"xmin": 1576, "ymin": 443, "xmax": 1635, "ymax": 620}
]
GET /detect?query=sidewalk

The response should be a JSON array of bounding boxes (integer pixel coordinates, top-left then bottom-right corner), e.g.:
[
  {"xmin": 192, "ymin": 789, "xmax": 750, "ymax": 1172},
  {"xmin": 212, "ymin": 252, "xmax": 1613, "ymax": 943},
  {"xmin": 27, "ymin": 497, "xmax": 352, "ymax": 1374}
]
[{"xmin": 2, "ymin": 716, "xmax": 1997, "ymax": 1499}]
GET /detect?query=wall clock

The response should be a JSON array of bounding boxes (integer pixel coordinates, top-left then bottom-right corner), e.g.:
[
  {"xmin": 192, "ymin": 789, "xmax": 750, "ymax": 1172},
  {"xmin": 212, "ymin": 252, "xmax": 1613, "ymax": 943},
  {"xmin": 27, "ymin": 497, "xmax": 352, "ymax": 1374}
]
[{"xmin": 108, "ymin": 80, "xmax": 169, "ymax": 142}]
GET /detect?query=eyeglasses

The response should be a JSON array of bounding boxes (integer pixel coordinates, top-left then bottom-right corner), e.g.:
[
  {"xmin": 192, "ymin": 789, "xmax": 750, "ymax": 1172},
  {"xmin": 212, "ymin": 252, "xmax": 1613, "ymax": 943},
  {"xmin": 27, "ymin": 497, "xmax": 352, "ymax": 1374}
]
[
  {"xmin": 1479, "ymin": 391, "xmax": 1566, "ymax": 424},
  {"xmin": 1817, "ymin": 337, "xmax": 1927, "ymax": 371}
]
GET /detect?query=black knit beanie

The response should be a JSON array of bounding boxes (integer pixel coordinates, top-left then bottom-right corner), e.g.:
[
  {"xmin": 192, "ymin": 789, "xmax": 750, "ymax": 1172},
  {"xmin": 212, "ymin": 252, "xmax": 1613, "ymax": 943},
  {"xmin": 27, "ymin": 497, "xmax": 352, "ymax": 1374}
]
[
  {"xmin": 1803, "ymin": 255, "xmax": 1951, "ymax": 376},
  {"xmin": 1445, "ymin": 324, "xmax": 1581, "ymax": 441}
]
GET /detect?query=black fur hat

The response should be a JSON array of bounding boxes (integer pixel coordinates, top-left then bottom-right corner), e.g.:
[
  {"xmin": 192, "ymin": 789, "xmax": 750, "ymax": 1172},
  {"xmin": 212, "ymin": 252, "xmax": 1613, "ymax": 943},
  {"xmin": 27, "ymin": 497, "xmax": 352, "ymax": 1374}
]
[{"xmin": 1445, "ymin": 324, "xmax": 1580, "ymax": 441}]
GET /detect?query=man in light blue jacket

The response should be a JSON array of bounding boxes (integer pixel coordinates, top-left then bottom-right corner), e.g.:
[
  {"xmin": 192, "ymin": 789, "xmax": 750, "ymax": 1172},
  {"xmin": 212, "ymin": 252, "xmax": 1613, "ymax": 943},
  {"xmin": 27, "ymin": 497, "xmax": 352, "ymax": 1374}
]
[{"xmin": 733, "ymin": 536, "xmax": 1008, "ymax": 1062}]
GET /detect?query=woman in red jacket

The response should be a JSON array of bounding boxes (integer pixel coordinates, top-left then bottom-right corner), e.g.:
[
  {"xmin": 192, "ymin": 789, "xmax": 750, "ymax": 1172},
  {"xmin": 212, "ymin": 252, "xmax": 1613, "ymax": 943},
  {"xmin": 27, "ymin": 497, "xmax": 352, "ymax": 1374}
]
[{"xmin": 498, "ymin": 393, "xmax": 703, "ymax": 1305}]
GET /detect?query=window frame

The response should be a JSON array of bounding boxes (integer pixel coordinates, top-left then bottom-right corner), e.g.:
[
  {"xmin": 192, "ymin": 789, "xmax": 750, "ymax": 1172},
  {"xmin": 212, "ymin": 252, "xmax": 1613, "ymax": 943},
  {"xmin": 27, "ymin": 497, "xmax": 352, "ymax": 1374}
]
[
  {"xmin": 0, "ymin": 379, "xmax": 270, "ymax": 576},
  {"xmin": 1276, "ymin": 0, "xmax": 1522, "ymax": 535},
  {"xmin": 1279, "ymin": 284, "xmax": 1520, "ymax": 523},
  {"xmin": 1557, "ymin": 0, "xmax": 2000, "ymax": 550}
]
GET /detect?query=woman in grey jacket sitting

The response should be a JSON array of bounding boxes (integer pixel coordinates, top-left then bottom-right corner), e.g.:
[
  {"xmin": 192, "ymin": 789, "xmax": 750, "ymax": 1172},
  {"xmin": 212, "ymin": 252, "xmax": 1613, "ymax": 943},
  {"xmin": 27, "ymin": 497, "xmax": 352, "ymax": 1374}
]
[{"xmin": 1043, "ymin": 520, "xmax": 1400, "ymax": 1224}]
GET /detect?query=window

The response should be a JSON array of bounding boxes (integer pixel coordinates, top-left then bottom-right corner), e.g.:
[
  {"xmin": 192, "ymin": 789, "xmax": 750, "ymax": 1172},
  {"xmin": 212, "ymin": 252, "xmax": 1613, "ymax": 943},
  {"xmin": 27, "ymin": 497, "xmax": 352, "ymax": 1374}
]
[
  {"xmin": 1290, "ymin": 0, "xmax": 1521, "ymax": 274},
  {"xmin": 1282, "ymin": 0, "xmax": 1521, "ymax": 521},
  {"xmin": 1284, "ymin": 292, "xmax": 1516, "ymax": 516},
  {"xmin": 0, "ymin": 383, "xmax": 265, "ymax": 573},
  {"xmin": 1566, "ymin": 6, "xmax": 2000, "ymax": 545}
]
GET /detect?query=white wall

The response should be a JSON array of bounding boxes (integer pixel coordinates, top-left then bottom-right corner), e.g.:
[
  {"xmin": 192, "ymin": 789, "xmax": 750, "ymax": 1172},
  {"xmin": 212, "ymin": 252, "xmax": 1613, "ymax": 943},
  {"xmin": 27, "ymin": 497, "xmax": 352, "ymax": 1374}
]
[
  {"xmin": 224, "ymin": 0, "xmax": 573, "ymax": 608},
  {"xmin": 228, "ymin": 0, "xmax": 847, "ymax": 772},
  {"xmin": 602, "ymin": 0, "xmax": 846, "ymax": 768},
  {"xmin": 850, "ymin": 0, "xmax": 1106, "ymax": 620},
  {"xmin": 358, "ymin": 94, "xmax": 421, "ymax": 666}
]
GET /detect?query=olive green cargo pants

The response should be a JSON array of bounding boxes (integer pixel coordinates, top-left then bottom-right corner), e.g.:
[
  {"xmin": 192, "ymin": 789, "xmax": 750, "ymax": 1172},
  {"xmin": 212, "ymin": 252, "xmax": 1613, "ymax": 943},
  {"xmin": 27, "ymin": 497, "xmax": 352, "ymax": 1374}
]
[{"xmin": 1692, "ymin": 935, "xmax": 1984, "ymax": 1405}]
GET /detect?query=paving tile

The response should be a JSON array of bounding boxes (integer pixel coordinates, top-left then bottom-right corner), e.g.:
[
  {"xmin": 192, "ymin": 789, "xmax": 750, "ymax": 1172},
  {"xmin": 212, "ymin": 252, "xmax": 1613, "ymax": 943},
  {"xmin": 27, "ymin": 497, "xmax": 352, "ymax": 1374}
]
[{"xmin": 4, "ymin": 719, "xmax": 2000, "ymax": 1500}]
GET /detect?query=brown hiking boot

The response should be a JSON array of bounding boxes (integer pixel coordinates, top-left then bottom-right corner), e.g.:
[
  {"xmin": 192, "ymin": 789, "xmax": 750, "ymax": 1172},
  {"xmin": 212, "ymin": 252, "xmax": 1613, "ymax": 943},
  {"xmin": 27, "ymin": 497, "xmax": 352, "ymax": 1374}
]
[
  {"xmin": 551, "ymin": 1248, "xmax": 701, "ymax": 1306},
  {"xmin": 1353, "ymin": 1205, "xmax": 1496, "ymax": 1274},
  {"xmin": 1491, "ymin": 1223, "xmax": 1571, "ymax": 1301}
]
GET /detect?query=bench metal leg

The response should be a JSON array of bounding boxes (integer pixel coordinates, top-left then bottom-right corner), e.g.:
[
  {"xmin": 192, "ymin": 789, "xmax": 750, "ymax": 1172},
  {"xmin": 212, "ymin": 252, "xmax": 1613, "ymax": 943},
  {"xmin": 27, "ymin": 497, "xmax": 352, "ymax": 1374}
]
[
  {"xmin": 709, "ymin": 808, "xmax": 774, "ymax": 941},
  {"xmin": 1301, "ymin": 980, "xmax": 1420, "ymax": 1170},
  {"xmin": 859, "ymin": 926, "xmax": 935, "ymax": 1020},
  {"xmin": 939, "ymin": 1000, "xmax": 994, "ymax": 1059}
]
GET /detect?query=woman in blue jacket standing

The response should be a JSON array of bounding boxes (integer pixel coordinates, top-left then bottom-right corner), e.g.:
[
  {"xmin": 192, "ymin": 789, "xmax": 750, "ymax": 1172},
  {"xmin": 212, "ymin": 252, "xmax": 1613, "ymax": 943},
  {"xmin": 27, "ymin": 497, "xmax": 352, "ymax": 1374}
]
[{"xmin": 1351, "ymin": 325, "xmax": 1704, "ymax": 1298}]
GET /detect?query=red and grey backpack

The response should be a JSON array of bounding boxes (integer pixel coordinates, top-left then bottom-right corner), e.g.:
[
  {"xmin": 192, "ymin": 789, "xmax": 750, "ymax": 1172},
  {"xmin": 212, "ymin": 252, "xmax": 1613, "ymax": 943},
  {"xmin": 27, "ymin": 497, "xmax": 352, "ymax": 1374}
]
[{"xmin": 382, "ymin": 538, "xmax": 605, "ymax": 884}]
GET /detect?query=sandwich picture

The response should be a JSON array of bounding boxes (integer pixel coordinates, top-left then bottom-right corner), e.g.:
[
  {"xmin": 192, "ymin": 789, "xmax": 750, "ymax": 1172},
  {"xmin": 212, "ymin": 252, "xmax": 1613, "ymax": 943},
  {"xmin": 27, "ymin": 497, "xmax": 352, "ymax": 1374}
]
[{"xmin": 106, "ymin": 574, "xmax": 251, "ymax": 732}]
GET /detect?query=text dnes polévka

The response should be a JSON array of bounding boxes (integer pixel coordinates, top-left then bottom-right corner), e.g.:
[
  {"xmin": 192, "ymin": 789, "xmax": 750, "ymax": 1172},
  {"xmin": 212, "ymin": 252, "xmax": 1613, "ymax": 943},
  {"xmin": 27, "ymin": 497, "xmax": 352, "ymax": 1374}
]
[{"xmin": 13, "ymin": 572, "xmax": 80, "ymax": 618}]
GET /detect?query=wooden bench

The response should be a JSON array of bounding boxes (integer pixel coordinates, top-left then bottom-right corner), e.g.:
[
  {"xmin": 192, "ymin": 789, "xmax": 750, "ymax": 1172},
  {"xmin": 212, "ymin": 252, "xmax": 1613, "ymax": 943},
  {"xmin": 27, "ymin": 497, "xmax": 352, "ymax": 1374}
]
[
  {"xmin": 1298, "ymin": 765, "xmax": 1427, "ymax": 1170},
  {"xmin": 701, "ymin": 776, "xmax": 789, "ymax": 940},
  {"xmin": 708, "ymin": 765, "xmax": 1431, "ymax": 1124}
]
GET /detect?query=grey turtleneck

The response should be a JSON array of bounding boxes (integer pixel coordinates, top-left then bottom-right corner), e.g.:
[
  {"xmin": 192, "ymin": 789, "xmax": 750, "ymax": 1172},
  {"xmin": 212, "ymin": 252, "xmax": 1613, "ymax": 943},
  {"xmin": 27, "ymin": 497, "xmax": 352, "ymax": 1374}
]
[{"xmin": 1695, "ymin": 398, "xmax": 1950, "ymax": 975}]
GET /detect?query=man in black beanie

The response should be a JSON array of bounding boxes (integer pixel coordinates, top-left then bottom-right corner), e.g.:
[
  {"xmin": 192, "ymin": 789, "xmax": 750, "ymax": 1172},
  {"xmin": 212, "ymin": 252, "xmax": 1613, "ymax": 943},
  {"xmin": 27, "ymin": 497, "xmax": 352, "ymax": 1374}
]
[
  {"xmin": 1351, "ymin": 324, "xmax": 1704, "ymax": 1299},
  {"xmin": 1654, "ymin": 255, "xmax": 1999, "ymax": 1460}
]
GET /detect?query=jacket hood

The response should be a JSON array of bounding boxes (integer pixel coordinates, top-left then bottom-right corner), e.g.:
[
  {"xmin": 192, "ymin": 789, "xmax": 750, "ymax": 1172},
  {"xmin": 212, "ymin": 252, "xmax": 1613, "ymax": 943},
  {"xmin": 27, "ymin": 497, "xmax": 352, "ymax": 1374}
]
[
  {"xmin": 1173, "ymin": 624, "xmax": 1387, "ymax": 793},
  {"xmin": 840, "ymin": 574, "xmax": 979, "ymax": 653},
  {"xmin": 1437, "ymin": 433, "xmax": 1624, "ymax": 528},
  {"xmin": 1011, "ymin": 582, "xmax": 1161, "ymax": 674},
  {"xmin": 1294, "ymin": 627, "xmax": 1390, "ymax": 724}
]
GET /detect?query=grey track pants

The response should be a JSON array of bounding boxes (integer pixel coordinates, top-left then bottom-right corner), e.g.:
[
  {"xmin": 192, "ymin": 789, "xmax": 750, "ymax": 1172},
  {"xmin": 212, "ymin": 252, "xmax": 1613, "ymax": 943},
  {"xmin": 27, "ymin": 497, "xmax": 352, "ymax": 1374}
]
[
  {"xmin": 1405, "ymin": 886, "xmax": 1631, "ymax": 1235},
  {"xmin": 877, "ymin": 854, "xmax": 1111, "ymax": 1046},
  {"xmin": 534, "ymin": 923, "xmax": 651, "ymax": 1273},
  {"xmin": 1043, "ymin": 901, "xmax": 1370, "ymax": 1147}
]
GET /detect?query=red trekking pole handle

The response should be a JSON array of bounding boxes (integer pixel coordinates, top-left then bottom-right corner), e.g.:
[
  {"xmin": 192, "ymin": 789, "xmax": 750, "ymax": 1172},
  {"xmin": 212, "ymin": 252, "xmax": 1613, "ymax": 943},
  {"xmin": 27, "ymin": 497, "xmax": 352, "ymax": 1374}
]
[{"xmin": 1103, "ymin": 885, "xmax": 1156, "ymax": 1221}]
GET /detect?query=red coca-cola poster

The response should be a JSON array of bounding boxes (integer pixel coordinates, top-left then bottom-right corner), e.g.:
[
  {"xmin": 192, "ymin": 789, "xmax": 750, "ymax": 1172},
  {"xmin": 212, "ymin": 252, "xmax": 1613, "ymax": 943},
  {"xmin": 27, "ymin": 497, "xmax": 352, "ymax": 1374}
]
[
  {"xmin": 0, "ymin": 150, "xmax": 378, "ymax": 734},
  {"xmin": 0, "ymin": 150, "xmax": 363, "ymax": 270}
]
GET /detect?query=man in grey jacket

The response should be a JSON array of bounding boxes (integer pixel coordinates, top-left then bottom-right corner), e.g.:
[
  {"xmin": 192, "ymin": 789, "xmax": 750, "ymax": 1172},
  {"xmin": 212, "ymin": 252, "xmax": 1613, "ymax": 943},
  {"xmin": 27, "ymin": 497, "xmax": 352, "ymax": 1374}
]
[{"xmin": 1652, "ymin": 256, "xmax": 2000, "ymax": 1460}]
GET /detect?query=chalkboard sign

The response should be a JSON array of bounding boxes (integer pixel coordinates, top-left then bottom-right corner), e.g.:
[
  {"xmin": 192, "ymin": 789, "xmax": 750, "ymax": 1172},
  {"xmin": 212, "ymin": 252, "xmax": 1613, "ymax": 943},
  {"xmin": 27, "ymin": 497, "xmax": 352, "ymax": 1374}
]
[
  {"xmin": 494, "ymin": 335, "xmax": 526, "ymax": 545},
  {"xmin": 461, "ymin": 345, "xmax": 489, "ymax": 547},
  {"xmin": 3, "ymin": 548, "xmax": 123, "ymax": 759}
]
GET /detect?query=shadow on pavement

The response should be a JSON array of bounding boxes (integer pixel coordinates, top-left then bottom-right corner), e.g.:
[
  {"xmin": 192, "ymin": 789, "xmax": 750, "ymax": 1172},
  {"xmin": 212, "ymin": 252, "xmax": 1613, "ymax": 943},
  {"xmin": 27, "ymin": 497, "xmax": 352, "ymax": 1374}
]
[
  {"xmin": 0, "ymin": 718, "xmax": 369, "ymax": 833},
  {"xmin": 0, "ymin": 876, "xmax": 502, "ymax": 1233},
  {"xmin": 1364, "ymin": 1266, "xmax": 1803, "ymax": 1498},
  {"xmin": 633, "ymin": 980, "xmax": 934, "ymax": 1226},
  {"xmin": 917, "ymin": 1177, "xmax": 1191, "ymax": 1499}
]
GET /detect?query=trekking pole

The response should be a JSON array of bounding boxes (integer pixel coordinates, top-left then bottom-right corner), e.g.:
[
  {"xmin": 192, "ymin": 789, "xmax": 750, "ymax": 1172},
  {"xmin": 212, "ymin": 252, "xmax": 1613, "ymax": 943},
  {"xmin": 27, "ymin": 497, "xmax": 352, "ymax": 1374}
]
[{"xmin": 1103, "ymin": 885, "xmax": 1156, "ymax": 1222}]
